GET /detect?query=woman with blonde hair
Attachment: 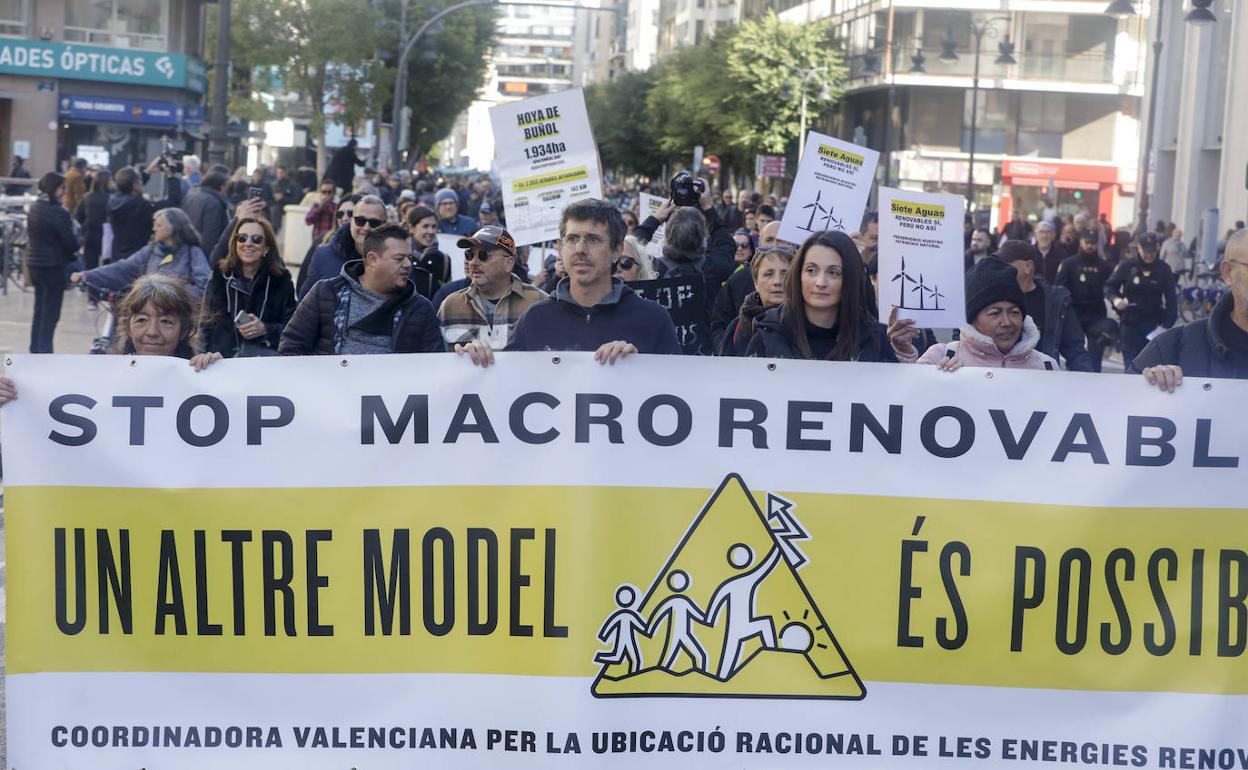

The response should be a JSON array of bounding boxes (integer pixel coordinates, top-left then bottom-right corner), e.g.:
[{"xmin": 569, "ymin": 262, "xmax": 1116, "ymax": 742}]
[{"xmin": 615, "ymin": 235, "xmax": 656, "ymax": 282}]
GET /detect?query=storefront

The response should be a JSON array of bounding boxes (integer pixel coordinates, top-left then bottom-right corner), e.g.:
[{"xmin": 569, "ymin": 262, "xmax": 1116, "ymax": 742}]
[
  {"xmin": 998, "ymin": 159, "xmax": 1126, "ymax": 226},
  {"xmin": 0, "ymin": 37, "xmax": 205, "ymax": 174}
]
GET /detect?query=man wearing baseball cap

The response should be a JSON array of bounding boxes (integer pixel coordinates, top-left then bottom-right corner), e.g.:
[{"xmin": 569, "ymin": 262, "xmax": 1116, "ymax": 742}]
[
  {"xmin": 439, "ymin": 225, "xmax": 546, "ymax": 350},
  {"xmin": 1104, "ymin": 231, "xmax": 1177, "ymax": 368}
]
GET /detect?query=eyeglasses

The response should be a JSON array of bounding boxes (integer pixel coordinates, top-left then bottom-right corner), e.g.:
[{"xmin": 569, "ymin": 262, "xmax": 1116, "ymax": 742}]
[
  {"xmin": 561, "ymin": 233, "xmax": 608, "ymax": 249},
  {"xmin": 336, "ymin": 209, "xmax": 352, "ymax": 220},
  {"xmin": 1226, "ymin": 259, "xmax": 1248, "ymax": 269},
  {"xmin": 353, "ymin": 215, "xmax": 385, "ymax": 229},
  {"xmin": 617, "ymin": 256, "xmax": 637, "ymax": 270},
  {"xmin": 235, "ymin": 233, "xmax": 265, "ymax": 245}
]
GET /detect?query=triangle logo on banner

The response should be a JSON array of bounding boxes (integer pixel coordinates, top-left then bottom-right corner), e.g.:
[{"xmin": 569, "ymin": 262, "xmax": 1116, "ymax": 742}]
[{"xmin": 591, "ymin": 474, "xmax": 866, "ymax": 700}]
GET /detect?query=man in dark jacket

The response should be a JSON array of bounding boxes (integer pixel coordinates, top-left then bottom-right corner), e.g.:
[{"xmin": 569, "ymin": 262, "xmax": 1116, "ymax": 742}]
[
  {"xmin": 1133, "ymin": 229, "xmax": 1248, "ymax": 388},
  {"xmin": 107, "ymin": 163, "xmax": 181, "ymax": 263},
  {"xmin": 182, "ymin": 169, "xmax": 230, "ymax": 256},
  {"xmin": 1034, "ymin": 221, "xmax": 1070, "ymax": 283},
  {"xmin": 26, "ymin": 172, "xmax": 80, "ymax": 353},
  {"xmin": 997, "ymin": 240, "xmax": 1093, "ymax": 371},
  {"xmin": 1105, "ymin": 232, "xmax": 1177, "ymax": 368},
  {"xmin": 434, "ymin": 188, "xmax": 478, "ymax": 236},
  {"xmin": 327, "ymin": 139, "xmax": 364, "ymax": 195},
  {"xmin": 455, "ymin": 199, "xmax": 679, "ymax": 367},
  {"xmin": 297, "ymin": 194, "xmax": 386, "ymax": 298},
  {"xmin": 1054, "ymin": 230, "xmax": 1117, "ymax": 371},
  {"xmin": 279, "ymin": 223, "xmax": 444, "ymax": 355}
]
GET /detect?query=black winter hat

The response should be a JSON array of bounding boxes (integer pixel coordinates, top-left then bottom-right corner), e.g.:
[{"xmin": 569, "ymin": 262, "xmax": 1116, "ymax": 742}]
[{"xmin": 965, "ymin": 256, "xmax": 1027, "ymax": 322}]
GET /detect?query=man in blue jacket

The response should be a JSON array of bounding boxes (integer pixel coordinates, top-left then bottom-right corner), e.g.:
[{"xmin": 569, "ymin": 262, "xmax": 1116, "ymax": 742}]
[
  {"xmin": 297, "ymin": 195, "xmax": 387, "ymax": 298},
  {"xmin": 435, "ymin": 188, "xmax": 478, "ymax": 236},
  {"xmin": 456, "ymin": 198, "xmax": 680, "ymax": 367}
]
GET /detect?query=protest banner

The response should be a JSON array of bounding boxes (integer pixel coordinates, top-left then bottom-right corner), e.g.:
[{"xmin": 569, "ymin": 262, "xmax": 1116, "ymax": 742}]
[
  {"xmin": 629, "ymin": 275, "xmax": 709, "ymax": 354},
  {"xmin": 639, "ymin": 192, "xmax": 667, "ymax": 260},
  {"xmin": 876, "ymin": 186, "xmax": 966, "ymax": 329},
  {"xmin": 778, "ymin": 132, "xmax": 879, "ymax": 247},
  {"xmin": 3, "ymin": 353, "xmax": 1247, "ymax": 769},
  {"xmin": 489, "ymin": 89, "xmax": 603, "ymax": 247}
]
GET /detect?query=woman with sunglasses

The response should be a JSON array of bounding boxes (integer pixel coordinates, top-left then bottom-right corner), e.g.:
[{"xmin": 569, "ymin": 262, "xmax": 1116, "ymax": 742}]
[
  {"xmin": 615, "ymin": 235, "xmax": 655, "ymax": 282},
  {"xmin": 196, "ymin": 215, "xmax": 296, "ymax": 362},
  {"xmin": 747, "ymin": 231, "xmax": 912, "ymax": 362}
]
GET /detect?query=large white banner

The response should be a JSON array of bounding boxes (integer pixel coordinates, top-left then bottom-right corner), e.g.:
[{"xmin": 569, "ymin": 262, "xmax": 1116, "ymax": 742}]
[
  {"xmin": 489, "ymin": 89, "xmax": 603, "ymax": 247},
  {"xmin": 3, "ymin": 353, "xmax": 1247, "ymax": 768}
]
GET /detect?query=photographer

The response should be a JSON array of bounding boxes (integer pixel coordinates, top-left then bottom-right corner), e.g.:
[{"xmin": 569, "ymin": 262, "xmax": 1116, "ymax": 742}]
[{"xmin": 107, "ymin": 159, "xmax": 182, "ymax": 263}]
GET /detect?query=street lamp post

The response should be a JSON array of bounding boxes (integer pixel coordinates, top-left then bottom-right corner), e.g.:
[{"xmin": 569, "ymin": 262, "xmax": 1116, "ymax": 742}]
[
  {"xmin": 942, "ymin": 17, "xmax": 1014, "ymax": 213},
  {"xmin": 207, "ymin": 0, "xmax": 231, "ymax": 165},
  {"xmin": 796, "ymin": 66, "xmax": 831, "ymax": 158}
]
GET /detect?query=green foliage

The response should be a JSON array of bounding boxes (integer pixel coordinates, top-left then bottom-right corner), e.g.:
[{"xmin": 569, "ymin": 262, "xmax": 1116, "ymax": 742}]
[{"xmin": 584, "ymin": 12, "xmax": 844, "ymax": 178}]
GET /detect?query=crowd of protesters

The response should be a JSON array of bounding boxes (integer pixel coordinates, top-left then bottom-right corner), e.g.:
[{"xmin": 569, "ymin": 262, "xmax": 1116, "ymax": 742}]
[{"xmin": 3, "ymin": 151, "xmax": 1247, "ymax": 416}]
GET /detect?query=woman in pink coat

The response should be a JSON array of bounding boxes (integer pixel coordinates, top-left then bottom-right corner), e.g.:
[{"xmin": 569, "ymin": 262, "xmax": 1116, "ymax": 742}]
[{"xmin": 917, "ymin": 256, "xmax": 1058, "ymax": 372}]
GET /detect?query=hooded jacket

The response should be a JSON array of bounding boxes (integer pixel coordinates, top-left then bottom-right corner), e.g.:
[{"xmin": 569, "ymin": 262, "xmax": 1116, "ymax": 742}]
[
  {"xmin": 1130, "ymin": 292, "xmax": 1248, "ymax": 378},
  {"xmin": 199, "ymin": 266, "xmax": 297, "ymax": 357},
  {"xmin": 506, "ymin": 278, "xmax": 681, "ymax": 354},
  {"xmin": 719, "ymin": 290, "xmax": 770, "ymax": 357},
  {"xmin": 279, "ymin": 259, "xmax": 444, "ymax": 356},
  {"xmin": 26, "ymin": 197, "xmax": 79, "ymax": 268},
  {"xmin": 297, "ymin": 223, "xmax": 362, "ymax": 299},
  {"xmin": 107, "ymin": 192, "xmax": 156, "ymax": 262},
  {"xmin": 917, "ymin": 317, "xmax": 1057, "ymax": 370},
  {"xmin": 746, "ymin": 305, "xmax": 900, "ymax": 362}
]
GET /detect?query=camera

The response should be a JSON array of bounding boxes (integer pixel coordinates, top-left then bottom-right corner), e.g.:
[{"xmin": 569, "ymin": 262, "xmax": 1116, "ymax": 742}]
[
  {"xmin": 670, "ymin": 172, "xmax": 705, "ymax": 208},
  {"xmin": 156, "ymin": 138, "xmax": 185, "ymax": 175}
]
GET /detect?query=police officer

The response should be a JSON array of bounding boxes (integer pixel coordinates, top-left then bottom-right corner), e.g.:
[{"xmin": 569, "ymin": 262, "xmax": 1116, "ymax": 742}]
[
  {"xmin": 1104, "ymin": 232, "xmax": 1177, "ymax": 369},
  {"xmin": 1055, "ymin": 229, "xmax": 1118, "ymax": 372}
]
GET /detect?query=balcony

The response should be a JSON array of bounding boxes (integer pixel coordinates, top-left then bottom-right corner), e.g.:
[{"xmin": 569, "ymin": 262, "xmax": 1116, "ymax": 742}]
[{"xmin": 846, "ymin": 41, "xmax": 1141, "ymax": 94}]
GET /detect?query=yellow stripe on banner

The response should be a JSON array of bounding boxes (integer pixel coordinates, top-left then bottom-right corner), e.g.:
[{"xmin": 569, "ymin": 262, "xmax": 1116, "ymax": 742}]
[
  {"xmin": 7, "ymin": 484, "xmax": 1247, "ymax": 696},
  {"xmin": 510, "ymin": 166, "xmax": 589, "ymax": 194}
]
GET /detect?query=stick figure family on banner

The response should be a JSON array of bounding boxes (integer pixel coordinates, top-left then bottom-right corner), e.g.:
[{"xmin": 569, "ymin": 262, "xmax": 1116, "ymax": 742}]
[{"xmin": 595, "ymin": 543, "xmax": 783, "ymax": 681}]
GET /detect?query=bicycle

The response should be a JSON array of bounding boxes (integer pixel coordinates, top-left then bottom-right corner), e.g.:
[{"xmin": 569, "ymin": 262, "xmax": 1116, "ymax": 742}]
[
  {"xmin": 85, "ymin": 283, "xmax": 119, "ymax": 354},
  {"xmin": 0, "ymin": 211, "xmax": 29, "ymax": 295},
  {"xmin": 1177, "ymin": 269, "xmax": 1225, "ymax": 324}
]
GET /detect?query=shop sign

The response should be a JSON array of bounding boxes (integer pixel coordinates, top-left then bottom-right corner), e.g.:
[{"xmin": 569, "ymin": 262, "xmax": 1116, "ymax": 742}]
[
  {"xmin": 0, "ymin": 40, "xmax": 206, "ymax": 92},
  {"xmin": 59, "ymin": 96, "xmax": 203, "ymax": 127}
]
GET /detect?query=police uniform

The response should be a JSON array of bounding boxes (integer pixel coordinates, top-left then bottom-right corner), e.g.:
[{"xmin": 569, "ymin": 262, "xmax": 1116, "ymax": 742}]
[
  {"xmin": 1104, "ymin": 239, "xmax": 1177, "ymax": 368},
  {"xmin": 1055, "ymin": 250, "xmax": 1117, "ymax": 371}
]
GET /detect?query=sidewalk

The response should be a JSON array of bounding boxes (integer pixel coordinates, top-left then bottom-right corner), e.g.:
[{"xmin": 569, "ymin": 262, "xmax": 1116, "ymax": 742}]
[{"xmin": 0, "ymin": 285, "xmax": 102, "ymax": 355}]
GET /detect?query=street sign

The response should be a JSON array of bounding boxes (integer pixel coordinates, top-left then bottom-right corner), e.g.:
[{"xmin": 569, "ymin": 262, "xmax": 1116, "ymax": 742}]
[
  {"xmin": 702, "ymin": 155, "xmax": 720, "ymax": 174},
  {"xmin": 754, "ymin": 154, "xmax": 786, "ymax": 178}
]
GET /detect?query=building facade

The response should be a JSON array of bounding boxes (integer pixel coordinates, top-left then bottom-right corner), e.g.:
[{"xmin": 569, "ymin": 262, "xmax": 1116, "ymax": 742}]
[
  {"xmin": 0, "ymin": 0, "xmax": 206, "ymax": 177},
  {"xmin": 1142, "ymin": 0, "xmax": 1243, "ymax": 248},
  {"xmin": 657, "ymin": 0, "xmax": 743, "ymax": 59},
  {"xmin": 782, "ymin": 0, "xmax": 1146, "ymax": 228}
]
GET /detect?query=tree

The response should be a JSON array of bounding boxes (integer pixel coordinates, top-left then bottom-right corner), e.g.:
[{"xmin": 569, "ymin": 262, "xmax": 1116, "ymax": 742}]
[
  {"xmin": 584, "ymin": 70, "xmax": 666, "ymax": 177},
  {"xmin": 723, "ymin": 11, "xmax": 845, "ymax": 155}
]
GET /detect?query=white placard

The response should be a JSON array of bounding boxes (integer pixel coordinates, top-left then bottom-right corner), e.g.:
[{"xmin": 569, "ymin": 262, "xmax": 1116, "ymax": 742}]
[
  {"xmin": 639, "ymin": 192, "xmax": 666, "ymax": 260},
  {"xmin": 489, "ymin": 88, "xmax": 603, "ymax": 247},
  {"xmin": 876, "ymin": 186, "xmax": 966, "ymax": 329},
  {"xmin": 778, "ymin": 132, "xmax": 879, "ymax": 247},
  {"xmin": 12, "ymin": 138, "xmax": 30, "ymax": 159},
  {"xmin": 437, "ymin": 233, "xmax": 467, "ymax": 281}
]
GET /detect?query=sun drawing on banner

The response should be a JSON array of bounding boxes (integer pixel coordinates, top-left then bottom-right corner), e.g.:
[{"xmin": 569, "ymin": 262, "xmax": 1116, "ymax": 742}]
[{"xmin": 590, "ymin": 474, "xmax": 865, "ymax": 700}]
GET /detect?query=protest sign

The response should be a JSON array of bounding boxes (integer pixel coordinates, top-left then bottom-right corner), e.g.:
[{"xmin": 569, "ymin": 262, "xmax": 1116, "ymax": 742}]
[
  {"xmin": 778, "ymin": 132, "xmax": 878, "ymax": 246},
  {"xmin": 876, "ymin": 187, "xmax": 966, "ymax": 328},
  {"xmin": 489, "ymin": 88, "xmax": 603, "ymax": 247},
  {"xmin": 4, "ymin": 353, "xmax": 1247, "ymax": 768},
  {"xmin": 437, "ymin": 233, "xmax": 467, "ymax": 280},
  {"xmin": 629, "ymin": 275, "xmax": 709, "ymax": 354},
  {"xmin": 639, "ymin": 193, "xmax": 667, "ymax": 260}
]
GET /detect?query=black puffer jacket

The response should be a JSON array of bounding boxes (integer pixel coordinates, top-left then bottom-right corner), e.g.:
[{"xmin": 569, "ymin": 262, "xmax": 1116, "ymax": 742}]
[
  {"xmin": 26, "ymin": 197, "xmax": 79, "ymax": 268},
  {"xmin": 745, "ymin": 305, "xmax": 900, "ymax": 362},
  {"xmin": 200, "ymin": 266, "xmax": 298, "ymax": 357},
  {"xmin": 279, "ymin": 260, "xmax": 445, "ymax": 356},
  {"xmin": 719, "ymin": 291, "xmax": 771, "ymax": 357},
  {"xmin": 1130, "ymin": 292, "xmax": 1248, "ymax": 379}
]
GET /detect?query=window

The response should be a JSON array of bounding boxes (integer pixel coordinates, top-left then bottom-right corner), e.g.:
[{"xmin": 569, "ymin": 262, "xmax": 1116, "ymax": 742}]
[
  {"xmin": 0, "ymin": 0, "xmax": 26, "ymax": 37},
  {"xmin": 65, "ymin": 0, "xmax": 166, "ymax": 50}
]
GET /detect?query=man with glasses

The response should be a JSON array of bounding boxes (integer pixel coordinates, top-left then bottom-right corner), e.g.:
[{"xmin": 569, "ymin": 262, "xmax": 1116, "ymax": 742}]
[
  {"xmin": 439, "ymin": 226, "xmax": 546, "ymax": 350},
  {"xmin": 1135, "ymin": 228, "xmax": 1248, "ymax": 388},
  {"xmin": 305, "ymin": 178, "xmax": 339, "ymax": 241},
  {"xmin": 457, "ymin": 199, "xmax": 679, "ymax": 367},
  {"xmin": 280, "ymin": 223, "xmax": 444, "ymax": 355},
  {"xmin": 298, "ymin": 194, "xmax": 388, "ymax": 299}
]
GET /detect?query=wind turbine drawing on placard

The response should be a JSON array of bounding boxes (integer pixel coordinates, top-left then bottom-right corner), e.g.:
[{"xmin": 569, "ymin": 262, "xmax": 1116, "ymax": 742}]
[
  {"xmin": 911, "ymin": 274, "xmax": 931, "ymax": 310},
  {"xmin": 928, "ymin": 284, "xmax": 945, "ymax": 311},
  {"xmin": 802, "ymin": 190, "xmax": 829, "ymax": 231},
  {"xmin": 891, "ymin": 257, "xmax": 917, "ymax": 309}
]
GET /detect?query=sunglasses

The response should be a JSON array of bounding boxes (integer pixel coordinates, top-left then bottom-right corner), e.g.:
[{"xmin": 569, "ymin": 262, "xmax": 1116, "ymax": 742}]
[
  {"xmin": 235, "ymin": 233, "xmax": 265, "ymax": 245},
  {"xmin": 617, "ymin": 256, "xmax": 637, "ymax": 270},
  {"xmin": 735, "ymin": 241, "xmax": 752, "ymax": 250},
  {"xmin": 353, "ymin": 215, "xmax": 385, "ymax": 229},
  {"xmin": 466, "ymin": 249, "xmax": 501, "ymax": 263},
  {"xmin": 336, "ymin": 209, "xmax": 353, "ymax": 219}
]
